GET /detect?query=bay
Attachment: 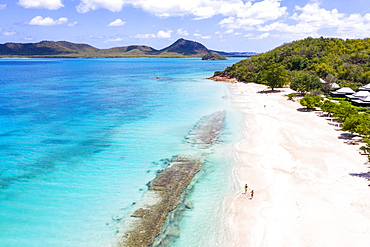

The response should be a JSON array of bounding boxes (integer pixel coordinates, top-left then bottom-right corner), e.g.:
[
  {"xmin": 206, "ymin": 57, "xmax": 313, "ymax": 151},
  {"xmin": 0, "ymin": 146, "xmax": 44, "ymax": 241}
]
[{"xmin": 0, "ymin": 57, "xmax": 243, "ymax": 246}]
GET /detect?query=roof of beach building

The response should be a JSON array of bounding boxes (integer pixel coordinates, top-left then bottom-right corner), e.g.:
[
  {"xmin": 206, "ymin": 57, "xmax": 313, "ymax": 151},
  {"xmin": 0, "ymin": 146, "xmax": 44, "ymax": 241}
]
[
  {"xmin": 334, "ymin": 87, "xmax": 355, "ymax": 94},
  {"xmin": 352, "ymin": 95, "xmax": 370, "ymax": 105},
  {"xmin": 347, "ymin": 90, "xmax": 370, "ymax": 99}
]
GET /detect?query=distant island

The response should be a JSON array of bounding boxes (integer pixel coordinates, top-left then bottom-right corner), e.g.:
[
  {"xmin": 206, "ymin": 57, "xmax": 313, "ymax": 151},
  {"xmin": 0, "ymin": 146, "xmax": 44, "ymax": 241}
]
[
  {"xmin": 0, "ymin": 38, "xmax": 257, "ymax": 58},
  {"xmin": 202, "ymin": 53, "xmax": 227, "ymax": 60}
]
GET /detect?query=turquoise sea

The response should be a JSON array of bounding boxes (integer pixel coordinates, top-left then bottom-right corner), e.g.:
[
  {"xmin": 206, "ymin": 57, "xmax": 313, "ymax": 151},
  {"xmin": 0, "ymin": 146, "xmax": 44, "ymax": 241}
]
[{"xmin": 0, "ymin": 57, "xmax": 244, "ymax": 246}]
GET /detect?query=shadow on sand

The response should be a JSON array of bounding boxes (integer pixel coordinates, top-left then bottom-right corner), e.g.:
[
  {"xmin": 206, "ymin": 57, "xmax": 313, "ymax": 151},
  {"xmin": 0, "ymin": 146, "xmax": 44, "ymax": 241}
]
[
  {"xmin": 349, "ymin": 171, "xmax": 370, "ymax": 181},
  {"xmin": 338, "ymin": 132, "xmax": 356, "ymax": 140},
  {"xmin": 257, "ymin": 89, "xmax": 281, "ymax": 94}
]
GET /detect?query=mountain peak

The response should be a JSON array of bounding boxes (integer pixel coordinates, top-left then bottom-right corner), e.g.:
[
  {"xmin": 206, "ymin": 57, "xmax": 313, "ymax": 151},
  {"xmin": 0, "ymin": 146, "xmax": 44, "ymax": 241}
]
[{"xmin": 159, "ymin": 38, "xmax": 210, "ymax": 56}]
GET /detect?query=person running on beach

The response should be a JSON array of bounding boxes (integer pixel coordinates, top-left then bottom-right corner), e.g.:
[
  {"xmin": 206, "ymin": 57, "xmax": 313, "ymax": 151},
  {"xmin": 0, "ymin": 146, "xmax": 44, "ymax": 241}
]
[
  {"xmin": 250, "ymin": 190, "xmax": 254, "ymax": 200},
  {"xmin": 244, "ymin": 184, "xmax": 248, "ymax": 194}
]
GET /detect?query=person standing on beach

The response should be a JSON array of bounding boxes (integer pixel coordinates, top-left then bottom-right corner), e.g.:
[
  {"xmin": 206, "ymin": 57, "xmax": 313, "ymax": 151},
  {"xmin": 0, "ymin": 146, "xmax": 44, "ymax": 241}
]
[
  {"xmin": 250, "ymin": 190, "xmax": 254, "ymax": 200},
  {"xmin": 244, "ymin": 184, "xmax": 248, "ymax": 194}
]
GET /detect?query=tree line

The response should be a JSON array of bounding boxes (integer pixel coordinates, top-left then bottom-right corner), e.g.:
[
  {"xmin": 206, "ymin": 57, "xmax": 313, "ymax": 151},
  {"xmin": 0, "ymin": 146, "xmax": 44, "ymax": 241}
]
[{"xmin": 221, "ymin": 37, "xmax": 370, "ymax": 92}]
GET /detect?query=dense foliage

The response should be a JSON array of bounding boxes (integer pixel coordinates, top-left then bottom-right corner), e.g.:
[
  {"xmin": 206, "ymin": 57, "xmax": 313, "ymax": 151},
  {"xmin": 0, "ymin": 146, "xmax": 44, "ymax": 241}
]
[
  {"xmin": 263, "ymin": 64, "xmax": 290, "ymax": 90},
  {"xmin": 290, "ymin": 71, "xmax": 322, "ymax": 93},
  {"xmin": 223, "ymin": 37, "xmax": 370, "ymax": 89},
  {"xmin": 299, "ymin": 94, "xmax": 322, "ymax": 109}
]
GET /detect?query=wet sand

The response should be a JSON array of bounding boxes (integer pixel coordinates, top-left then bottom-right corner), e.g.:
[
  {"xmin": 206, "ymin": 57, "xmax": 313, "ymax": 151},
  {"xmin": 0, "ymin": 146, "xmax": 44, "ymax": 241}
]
[{"xmin": 223, "ymin": 82, "xmax": 370, "ymax": 247}]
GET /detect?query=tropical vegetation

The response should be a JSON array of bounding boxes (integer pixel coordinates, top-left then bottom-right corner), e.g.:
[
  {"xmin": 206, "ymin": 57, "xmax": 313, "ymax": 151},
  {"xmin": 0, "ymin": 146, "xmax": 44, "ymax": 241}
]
[
  {"xmin": 222, "ymin": 37, "xmax": 370, "ymax": 91},
  {"xmin": 220, "ymin": 36, "xmax": 370, "ymax": 160}
]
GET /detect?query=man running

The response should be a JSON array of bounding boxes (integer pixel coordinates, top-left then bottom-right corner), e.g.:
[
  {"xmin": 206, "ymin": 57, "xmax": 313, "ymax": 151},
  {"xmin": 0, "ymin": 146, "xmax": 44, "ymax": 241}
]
[{"xmin": 250, "ymin": 190, "xmax": 254, "ymax": 200}]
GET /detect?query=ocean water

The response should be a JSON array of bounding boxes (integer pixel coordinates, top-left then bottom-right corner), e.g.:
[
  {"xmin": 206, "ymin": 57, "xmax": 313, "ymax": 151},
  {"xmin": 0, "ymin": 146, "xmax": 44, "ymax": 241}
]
[{"xmin": 0, "ymin": 57, "xmax": 243, "ymax": 246}]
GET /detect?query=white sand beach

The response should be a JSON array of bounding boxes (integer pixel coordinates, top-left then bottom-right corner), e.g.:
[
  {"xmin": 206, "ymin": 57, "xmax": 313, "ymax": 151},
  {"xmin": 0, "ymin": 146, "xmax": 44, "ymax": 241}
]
[{"xmin": 223, "ymin": 82, "xmax": 370, "ymax": 247}]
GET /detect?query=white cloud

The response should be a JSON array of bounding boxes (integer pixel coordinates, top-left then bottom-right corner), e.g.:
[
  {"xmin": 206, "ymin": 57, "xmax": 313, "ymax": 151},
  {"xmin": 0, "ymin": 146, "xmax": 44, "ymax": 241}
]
[
  {"xmin": 336, "ymin": 14, "xmax": 370, "ymax": 39},
  {"xmin": 177, "ymin": 28, "xmax": 189, "ymax": 36},
  {"xmin": 135, "ymin": 30, "xmax": 172, "ymax": 39},
  {"xmin": 192, "ymin": 6, "xmax": 217, "ymax": 20},
  {"xmin": 19, "ymin": 0, "xmax": 64, "ymax": 10},
  {"xmin": 75, "ymin": 0, "xmax": 287, "ymax": 22},
  {"xmin": 250, "ymin": 32, "xmax": 270, "ymax": 39},
  {"xmin": 258, "ymin": 22, "xmax": 318, "ymax": 34},
  {"xmin": 77, "ymin": 0, "xmax": 125, "ymax": 13},
  {"xmin": 108, "ymin": 19, "xmax": 126, "ymax": 26},
  {"xmin": 219, "ymin": 16, "xmax": 265, "ymax": 30},
  {"xmin": 0, "ymin": 4, "xmax": 6, "ymax": 10},
  {"xmin": 243, "ymin": 33, "xmax": 253, "ymax": 38},
  {"xmin": 134, "ymin": 33, "xmax": 156, "ymax": 39},
  {"xmin": 28, "ymin": 16, "xmax": 68, "ymax": 26},
  {"xmin": 215, "ymin": 31, "xmax": 223, "ymax": 38},
  {"xmin": 3, "ymin": 31, "xmax": 17, "ymax": 36},
  {"xmin": 218, "ymin": 0, "xmax": 287, "ymax": 29},
  {"xmin": 104, "ymin": 38, "xmax": 123, "ymax": 43},
  {"xmin": 68, "ymin": 21, "xmax": 78, "ymax": 27},
  {"xmin": 291, "ymin": 1, "xmax": 344, "ymax": 29},
  {"xmin": 256, "ymin": 1, "xmax": 370, "ymax": 40},
  {"xmin": 193, "ymin": 33, "xmax": 211, "ymax": 39},
  {"xmin": 156, "ymin": 30, "xmax": 172, "ymax": 38}
]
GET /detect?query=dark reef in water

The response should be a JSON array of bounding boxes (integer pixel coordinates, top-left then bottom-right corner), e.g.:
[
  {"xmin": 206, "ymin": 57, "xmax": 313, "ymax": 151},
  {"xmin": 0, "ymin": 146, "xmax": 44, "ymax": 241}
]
[{"xmin": 119, "ymin": 111, "xmax": 226, "ymax": 247}]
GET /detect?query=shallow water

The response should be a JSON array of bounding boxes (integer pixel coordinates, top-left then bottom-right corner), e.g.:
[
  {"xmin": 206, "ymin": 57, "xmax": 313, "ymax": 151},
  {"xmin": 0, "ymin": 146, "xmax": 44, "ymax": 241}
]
[{"xmin": 0, "ymin": 57, "xmax": 244, "ymax": 246}]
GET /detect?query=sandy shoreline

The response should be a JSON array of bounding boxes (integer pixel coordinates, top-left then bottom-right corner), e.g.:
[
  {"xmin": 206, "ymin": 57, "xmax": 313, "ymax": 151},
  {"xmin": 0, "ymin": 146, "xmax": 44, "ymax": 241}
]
[{"xmin": 222, "ymin": 82, "xmax": 370, "ymax": 247}]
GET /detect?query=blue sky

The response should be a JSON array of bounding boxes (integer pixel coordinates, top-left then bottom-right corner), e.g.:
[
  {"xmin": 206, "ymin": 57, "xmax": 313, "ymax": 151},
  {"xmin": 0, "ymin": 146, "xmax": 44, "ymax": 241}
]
[{"xmin": 0, "ymin": 0, "xmax": 370, "ymax": 52}]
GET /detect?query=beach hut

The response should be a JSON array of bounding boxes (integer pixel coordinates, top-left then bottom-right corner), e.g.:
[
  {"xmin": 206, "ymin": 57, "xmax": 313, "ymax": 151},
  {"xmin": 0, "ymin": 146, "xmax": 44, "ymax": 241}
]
[{"xmin": 331, "ymin": 87, "xmax": 355, "ymax": 97}]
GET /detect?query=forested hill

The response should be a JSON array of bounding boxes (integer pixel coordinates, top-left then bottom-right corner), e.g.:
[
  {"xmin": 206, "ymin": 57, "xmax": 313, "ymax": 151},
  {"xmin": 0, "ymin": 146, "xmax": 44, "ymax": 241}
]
[
  {"xmin": 0, "ymin": 39, "xmax": 210, "ymax": 57},
  {"xmin": 221, "ymin": 37, "xmax": 370, "ymax": 87},
  {"xmin": 0, "ymin": 38, "xmax": 253, "ymax": 58}
]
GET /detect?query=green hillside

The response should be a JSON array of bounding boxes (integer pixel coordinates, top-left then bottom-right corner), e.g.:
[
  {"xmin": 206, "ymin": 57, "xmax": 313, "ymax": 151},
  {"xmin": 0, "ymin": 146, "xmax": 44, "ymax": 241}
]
[
  {"xmin": 0, "ymin": 41, "xmax": 98, "ymax": 56},
  {"xmin": 158, "ymin": 38, "xmax": 209, "ymax": 56},
  {"xmin": 222, "ymin": 37, "xmax": 370, "ymax": 88},
  {"xmin": 96, "ymin": 45, "xmax": 156, "ymax": 56}
]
